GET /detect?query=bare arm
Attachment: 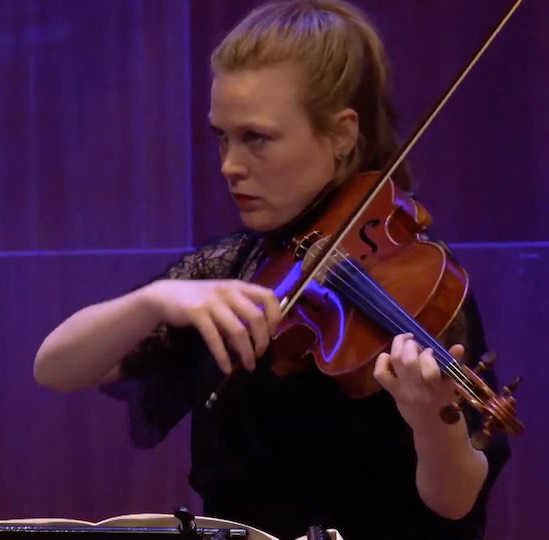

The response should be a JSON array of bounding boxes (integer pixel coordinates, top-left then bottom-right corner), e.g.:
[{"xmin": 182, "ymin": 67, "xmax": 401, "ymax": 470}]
[
  {"xmin": 413, "ymin": 412, "xmax": 488, "ymax": 519},
  {"xmin": 34, "ymin": 279, "xmax": 281, "ymax": 392},
  {"xmin": 34, "ymin": 285, "xmax": 162, "ymax": 392}
]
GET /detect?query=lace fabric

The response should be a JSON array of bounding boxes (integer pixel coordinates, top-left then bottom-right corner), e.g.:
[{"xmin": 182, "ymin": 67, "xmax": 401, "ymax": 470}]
[{"xmin": 167, "ymin": 230, "xmax": 262, "ymax": 282}]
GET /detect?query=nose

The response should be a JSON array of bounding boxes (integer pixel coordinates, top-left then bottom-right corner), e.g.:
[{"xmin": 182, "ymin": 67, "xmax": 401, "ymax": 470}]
[{"xmin": 220, "ymin": 144, "xmax": 248, "ymax": 181}]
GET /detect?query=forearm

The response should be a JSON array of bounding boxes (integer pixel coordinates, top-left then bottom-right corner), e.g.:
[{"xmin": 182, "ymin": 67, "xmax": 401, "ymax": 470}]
[
  {"xmin": 34, "ymin": 285, "xmax": 162, "ymax": 392},
  {"xmin": 414, "ymin": 414, "xmax": 488, "ymax": 520}
]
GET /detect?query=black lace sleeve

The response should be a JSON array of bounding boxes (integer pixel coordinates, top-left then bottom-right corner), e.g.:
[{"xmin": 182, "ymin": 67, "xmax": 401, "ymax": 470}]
[{"xmin": 100, "ymin": 230, "xmax": 261, "ymax": 449}]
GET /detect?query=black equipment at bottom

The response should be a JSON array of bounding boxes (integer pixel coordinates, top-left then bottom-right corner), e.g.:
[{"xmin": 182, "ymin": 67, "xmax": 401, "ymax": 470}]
[{"xmin": 0, "ymin": 507, "xmax": 247, "ymax": 539}]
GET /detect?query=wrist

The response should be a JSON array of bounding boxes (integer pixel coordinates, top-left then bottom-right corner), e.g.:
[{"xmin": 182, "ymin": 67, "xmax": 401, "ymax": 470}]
[
  {"xmin": 412, "ymin": 410, "xmax": 473, "ymax": 454},
  {"xmin": 398, "ymin": 399, "xmax": 455, "ymax": 435},
  {"xmin": 138, "ymin": 281, "xmax": 169, "ymax": 326}
]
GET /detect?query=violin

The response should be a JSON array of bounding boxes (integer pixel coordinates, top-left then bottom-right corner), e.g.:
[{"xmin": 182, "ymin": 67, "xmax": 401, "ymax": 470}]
[
  {"xmin": 208, "ymin": 0, "xmax": 525, "ymax": 446},
  {"xmin": 252, "ymin": 169, "xmax": 523, "ymax": 447}
]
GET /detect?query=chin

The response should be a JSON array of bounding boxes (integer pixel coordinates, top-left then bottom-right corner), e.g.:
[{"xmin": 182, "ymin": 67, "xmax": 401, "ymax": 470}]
[{"xmin": 239, "ymin": 212, "xmax": 284, "ymax": 233}]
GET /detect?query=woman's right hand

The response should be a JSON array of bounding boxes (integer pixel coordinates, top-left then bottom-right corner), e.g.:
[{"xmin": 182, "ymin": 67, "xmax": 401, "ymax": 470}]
[{"xmin": 144, "ymin": 279, "xmax": 282, "ymax": 374}]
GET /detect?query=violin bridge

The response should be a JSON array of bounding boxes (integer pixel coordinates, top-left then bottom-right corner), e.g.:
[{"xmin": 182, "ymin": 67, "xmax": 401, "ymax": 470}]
[{"xmin": 293, "ymin": 231, "xmax": 347, "ymax": 284}]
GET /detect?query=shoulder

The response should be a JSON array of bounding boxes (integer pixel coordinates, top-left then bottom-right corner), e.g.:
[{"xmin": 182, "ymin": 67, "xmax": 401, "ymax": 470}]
[{"xmin": 165, "ymin": 229, "xmax": 262, "ymax": 281}]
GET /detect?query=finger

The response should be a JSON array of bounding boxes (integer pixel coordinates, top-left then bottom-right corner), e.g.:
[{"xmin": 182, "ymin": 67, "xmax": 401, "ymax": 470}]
[
  {"xmin": 239, "ymin": 283, "xmax": 282, "ymax": 336},
  {"xmin": 390, "ymin": 334, "xmax": 421, "ymax": 381},
  {"xmin": 448, "ymin": 343, "xmax": 465, "ymax": 362},
  {"xmin": 193, "ymin": 315, "xmax": 233, "ymax": 375},
  {"xmin": 262, "ymin": 290, "xmax": 283, "ymax": 335},
  {"xmin": 389, "ymin": 332, "xmax": 414, "ymax": 360},
  {"xmin": 229, "ymin": 292, "xmax": 271, "ymax": 357},
  {"xmin": 211, "ymin": 303, "xmax": 256, "ymax": 371},
  {"xmin": 374, "ymin": 352, "xmax": 396, "ymax": 392},
  {"xmin": 417, "ymin": 347, "xmax": 443, "ymax": 387}
]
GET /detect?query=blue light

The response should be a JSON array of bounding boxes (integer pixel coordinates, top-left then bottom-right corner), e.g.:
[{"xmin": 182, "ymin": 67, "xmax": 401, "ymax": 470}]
[{"xmin": 273, "ymin": 264, "xmax": 345, "ymax": 365}]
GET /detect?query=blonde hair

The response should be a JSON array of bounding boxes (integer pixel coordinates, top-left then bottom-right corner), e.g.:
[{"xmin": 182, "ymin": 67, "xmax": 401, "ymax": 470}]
[{"xmin": 211, "ymin": 0, "xmax": 411, "ymax": 190}]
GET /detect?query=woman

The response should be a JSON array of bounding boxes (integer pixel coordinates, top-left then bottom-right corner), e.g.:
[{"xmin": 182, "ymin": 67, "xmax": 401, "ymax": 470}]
[{"xmin": 34, "ymin": 1, "xmax": 510, "ymax": 539}]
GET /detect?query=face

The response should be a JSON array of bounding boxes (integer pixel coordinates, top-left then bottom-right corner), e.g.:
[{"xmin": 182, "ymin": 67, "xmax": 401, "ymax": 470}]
[{"xmin": 209, "ymin": 63, "xmax": 337, "ymax": 232}]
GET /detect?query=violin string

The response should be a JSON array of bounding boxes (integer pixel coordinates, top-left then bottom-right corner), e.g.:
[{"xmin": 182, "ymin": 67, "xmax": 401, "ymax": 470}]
[
  {"xmin": 301, "ymin": 243, "xmax": 483, "ymax": 403},
  {"xmin": 323, "ymin": 253, "xmax": 481, "ymax": 400},
  {"xmin": 327, "ymin": 256, "xmax": 482, "ymax": 402},
  {"xmin": 318, "ymin": 259, "xmax": 482, "ymax": 402}
]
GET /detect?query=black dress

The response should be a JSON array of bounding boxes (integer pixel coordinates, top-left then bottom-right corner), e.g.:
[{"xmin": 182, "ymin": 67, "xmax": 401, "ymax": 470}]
[{"xmin": 102, "ymin": 230, "xmax": 510, "ymax": 540}]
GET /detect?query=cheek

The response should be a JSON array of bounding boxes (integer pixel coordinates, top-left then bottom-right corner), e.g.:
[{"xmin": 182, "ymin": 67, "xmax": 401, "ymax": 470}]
[
  {"xmin": 276, "ymin": 141, "xmax": 334, "ymax": 195},
  {"xmin": 249, "ymin": 135, "xmax": 335, "ymax": 224}
]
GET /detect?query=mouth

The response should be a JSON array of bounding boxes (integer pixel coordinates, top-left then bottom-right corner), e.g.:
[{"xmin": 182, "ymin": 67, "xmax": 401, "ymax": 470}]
[{"xmin": 231, "ymin": 193, "xmax": 261, "ymax": 206}]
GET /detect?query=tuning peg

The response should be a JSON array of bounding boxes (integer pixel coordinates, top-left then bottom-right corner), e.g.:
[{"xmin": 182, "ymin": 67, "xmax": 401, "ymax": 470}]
[
  {"xmin": 439, "ymin": 400, "xmax": 464, "ymax": 425},
  {"xmin": 503, "ymin": 377, "xmax": 522, "ymax": 396},
  {"xmin": 475, "ymin": 351, "xmax": 498, "ymax": 374}
]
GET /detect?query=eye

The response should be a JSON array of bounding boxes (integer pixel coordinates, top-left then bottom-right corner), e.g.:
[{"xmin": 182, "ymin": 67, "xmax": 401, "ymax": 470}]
[
  {"xmin": 243, "ymin": 131, "xmax": 269, "ymax": 145},
  {"xmin": 212, "ymin": 128, "xmax": 226, "ymax": 141}
]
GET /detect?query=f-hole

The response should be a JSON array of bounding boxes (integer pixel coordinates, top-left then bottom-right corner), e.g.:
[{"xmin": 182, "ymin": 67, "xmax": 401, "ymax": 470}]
[{"xmin": 359, "ymin": 219, "xmax": 380, "ymax": 259}]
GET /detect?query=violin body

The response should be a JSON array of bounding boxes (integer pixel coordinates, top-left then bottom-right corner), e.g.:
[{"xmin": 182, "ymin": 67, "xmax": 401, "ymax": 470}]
[{"xmin": 252, "ymin": 171, "xmax": 469, "ymax": 398}]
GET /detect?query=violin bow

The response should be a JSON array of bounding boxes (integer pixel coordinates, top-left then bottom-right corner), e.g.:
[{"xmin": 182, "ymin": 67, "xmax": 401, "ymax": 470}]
[{"xmin": 279, "ymin": 0, "xmax": 525, "ymax": 316}]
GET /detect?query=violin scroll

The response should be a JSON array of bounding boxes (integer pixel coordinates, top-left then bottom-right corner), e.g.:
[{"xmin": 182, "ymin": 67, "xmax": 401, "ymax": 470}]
[{"xmin": 440, "ymin": 351, "xmax": 524, "ymax": 449}]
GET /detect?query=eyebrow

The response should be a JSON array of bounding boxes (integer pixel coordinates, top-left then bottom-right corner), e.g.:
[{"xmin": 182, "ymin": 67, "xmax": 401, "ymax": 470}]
[
  {"xmin": 208, "ymin": 119, "xmax": 277, "ymax": 134},
  {"xmin": 208, "ymin": 122, "xmax": 223, "ymax": 134}
]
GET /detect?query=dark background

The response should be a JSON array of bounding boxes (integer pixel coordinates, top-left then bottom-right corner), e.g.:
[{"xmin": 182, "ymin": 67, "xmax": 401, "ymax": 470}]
[{"xmin": 1, "ymin": 1, "xmax": 547, "ymax": 538}]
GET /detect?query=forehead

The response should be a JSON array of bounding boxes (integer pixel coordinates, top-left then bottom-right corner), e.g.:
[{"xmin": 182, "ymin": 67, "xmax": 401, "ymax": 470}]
[{"xmin": 209, "ymin": 63, "xmax": 305, "ymax": 124}]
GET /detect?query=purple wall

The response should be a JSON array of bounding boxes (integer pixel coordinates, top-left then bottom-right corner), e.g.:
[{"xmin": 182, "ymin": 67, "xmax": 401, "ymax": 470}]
[{"xmin": 1, "ymin": 1, "xmax": 547, "ymax": 538}]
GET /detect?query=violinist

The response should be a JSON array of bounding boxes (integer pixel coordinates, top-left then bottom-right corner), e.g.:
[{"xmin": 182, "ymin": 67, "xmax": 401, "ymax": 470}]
[{"xmin": 34, "ymin": 1, "xmax": 511, "ymax": 539}]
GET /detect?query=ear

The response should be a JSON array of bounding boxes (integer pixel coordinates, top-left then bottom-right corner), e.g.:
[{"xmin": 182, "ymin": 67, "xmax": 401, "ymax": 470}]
[{"xmin": 330, "ymin": 108, "xmax": 359, "ymax": 159}]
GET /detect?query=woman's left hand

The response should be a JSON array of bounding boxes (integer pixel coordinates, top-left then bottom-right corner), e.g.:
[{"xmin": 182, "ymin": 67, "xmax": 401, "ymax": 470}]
[{"xmin": 374, "ymin": 333, "xmax": 463, "ymax": 432}]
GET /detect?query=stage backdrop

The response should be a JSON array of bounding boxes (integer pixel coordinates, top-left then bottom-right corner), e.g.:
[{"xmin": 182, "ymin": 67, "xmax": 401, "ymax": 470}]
[{"xmin": 1, "ymin": 1, "xmax": 547, "ymax": 539}]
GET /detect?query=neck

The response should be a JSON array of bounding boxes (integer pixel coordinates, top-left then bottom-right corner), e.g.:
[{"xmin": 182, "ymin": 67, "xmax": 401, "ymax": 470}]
[{"xmin": 263, "ymin": 179, "xmax": 340, "ymax": 251}]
